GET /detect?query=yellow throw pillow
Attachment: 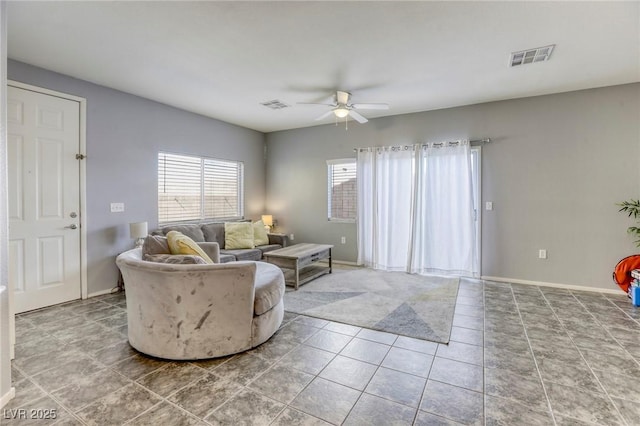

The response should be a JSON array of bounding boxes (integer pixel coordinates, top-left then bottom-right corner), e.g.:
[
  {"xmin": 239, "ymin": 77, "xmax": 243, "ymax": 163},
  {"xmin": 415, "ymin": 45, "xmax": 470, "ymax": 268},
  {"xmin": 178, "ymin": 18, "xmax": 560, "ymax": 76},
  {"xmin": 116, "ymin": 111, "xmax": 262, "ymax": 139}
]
[
  {"xmin": 253, "ymin": 220, "xmax": 269, "ymax": 247},
  {"xmin": 166, "ymin": 231, "xmax": 213, "ymax": 264},
  {"xmin": 225, "ymin": 222, "xmax": 255, "ymax": 249}
]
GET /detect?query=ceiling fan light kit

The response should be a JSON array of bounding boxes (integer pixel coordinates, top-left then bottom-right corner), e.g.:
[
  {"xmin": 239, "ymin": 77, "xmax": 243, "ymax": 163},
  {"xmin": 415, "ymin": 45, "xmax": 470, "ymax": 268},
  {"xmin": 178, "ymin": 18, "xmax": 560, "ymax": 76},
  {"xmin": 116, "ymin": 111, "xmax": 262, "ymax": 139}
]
[
  {"xmin": 333, "ymin": 108, "xmax": 350, "ymax": 118},
  {"xmin": 298, "ymin": 90, "xmax": 390, "ymax": 128}
]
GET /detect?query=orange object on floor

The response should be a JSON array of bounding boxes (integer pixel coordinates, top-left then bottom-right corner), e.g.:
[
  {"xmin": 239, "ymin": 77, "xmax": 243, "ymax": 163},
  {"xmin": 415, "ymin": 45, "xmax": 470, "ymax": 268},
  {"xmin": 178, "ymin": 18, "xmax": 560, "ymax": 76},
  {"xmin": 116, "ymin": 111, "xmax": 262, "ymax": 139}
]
[{"xmin": 612, "ymin": 254, "xmax": 640, "ymax": 293}]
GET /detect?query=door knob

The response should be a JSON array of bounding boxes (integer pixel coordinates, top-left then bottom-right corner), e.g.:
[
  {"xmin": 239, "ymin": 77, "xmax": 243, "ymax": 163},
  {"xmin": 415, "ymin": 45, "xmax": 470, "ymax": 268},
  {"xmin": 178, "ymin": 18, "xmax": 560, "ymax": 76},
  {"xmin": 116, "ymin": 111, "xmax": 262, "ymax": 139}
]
[{"xmin": 65, "ymin": 224, "xmax": 78, "ymax": 230}]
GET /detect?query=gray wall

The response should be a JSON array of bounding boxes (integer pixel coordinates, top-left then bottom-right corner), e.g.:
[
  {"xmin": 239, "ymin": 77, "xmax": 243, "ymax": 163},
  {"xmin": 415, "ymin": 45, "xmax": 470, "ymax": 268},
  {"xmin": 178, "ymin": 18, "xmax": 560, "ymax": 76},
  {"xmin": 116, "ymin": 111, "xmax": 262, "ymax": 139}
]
[
  {"xmin": 266, "ymin": 83, "xmax": 640, "ymax": 291},
  {"xmin": 8, "ymin": 60, "xmax": 266, "ymax": 295}
]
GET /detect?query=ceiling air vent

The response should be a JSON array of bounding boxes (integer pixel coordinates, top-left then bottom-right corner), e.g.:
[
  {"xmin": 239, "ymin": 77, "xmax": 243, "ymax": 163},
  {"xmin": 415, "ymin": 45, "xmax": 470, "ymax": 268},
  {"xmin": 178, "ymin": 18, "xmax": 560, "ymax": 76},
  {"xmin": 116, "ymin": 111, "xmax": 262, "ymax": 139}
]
[
  {"xmin": 260, "ymin": 99, "xmax": 290, "ymax": 110},
  {"xmin": 510, "ymin": 45, "xmax": 555, "ymax": 67}
]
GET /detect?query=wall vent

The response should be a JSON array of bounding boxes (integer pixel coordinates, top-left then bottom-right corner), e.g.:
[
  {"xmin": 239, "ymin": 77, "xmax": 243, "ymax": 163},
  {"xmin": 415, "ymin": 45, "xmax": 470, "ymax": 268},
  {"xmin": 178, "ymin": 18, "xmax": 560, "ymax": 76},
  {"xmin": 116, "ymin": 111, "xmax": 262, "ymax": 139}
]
[
  {"xmin": 510, "ymin": 45, "xmax": 555, "ymax": 67},
  {"xmin": 260, "ymin": 99, "xmax": 290, "ymax": 110}
]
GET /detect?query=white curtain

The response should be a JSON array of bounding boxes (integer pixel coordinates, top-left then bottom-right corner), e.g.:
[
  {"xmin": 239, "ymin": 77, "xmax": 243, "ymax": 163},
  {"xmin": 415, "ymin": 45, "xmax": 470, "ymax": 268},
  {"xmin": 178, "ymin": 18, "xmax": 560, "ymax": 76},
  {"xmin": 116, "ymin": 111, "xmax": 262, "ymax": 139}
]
[
  {"xmin": 357, "ymin": 147, "xmax": 413, "ymax": 271},
  {"xmin": 408, "ymin": 142, "xmax": 475, "ymax": 275},
  {"xmin": 357, "ymin": 141, "xmax": 476, "ymax": 276}
]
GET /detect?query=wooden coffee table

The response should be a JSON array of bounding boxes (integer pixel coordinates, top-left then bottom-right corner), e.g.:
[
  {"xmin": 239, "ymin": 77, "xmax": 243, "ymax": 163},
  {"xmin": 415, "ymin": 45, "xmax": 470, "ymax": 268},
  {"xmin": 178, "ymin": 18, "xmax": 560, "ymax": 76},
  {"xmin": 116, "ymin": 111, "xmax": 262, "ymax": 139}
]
[{"xmin": 263, "ymin": 243, "xmax": 333, "ymax": 290}]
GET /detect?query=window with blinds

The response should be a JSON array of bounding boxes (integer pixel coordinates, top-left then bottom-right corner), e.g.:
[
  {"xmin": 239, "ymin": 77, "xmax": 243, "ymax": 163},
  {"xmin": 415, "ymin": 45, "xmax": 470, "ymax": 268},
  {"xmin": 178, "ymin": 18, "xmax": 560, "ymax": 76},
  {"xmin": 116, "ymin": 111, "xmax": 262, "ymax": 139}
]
[
  {"xmin": 158, "ymin": 152, "xmax": 244, "ymax": 224},
  {"xmin": 327, "ymin": 159, "xmax": 357, "ymax": 222}
]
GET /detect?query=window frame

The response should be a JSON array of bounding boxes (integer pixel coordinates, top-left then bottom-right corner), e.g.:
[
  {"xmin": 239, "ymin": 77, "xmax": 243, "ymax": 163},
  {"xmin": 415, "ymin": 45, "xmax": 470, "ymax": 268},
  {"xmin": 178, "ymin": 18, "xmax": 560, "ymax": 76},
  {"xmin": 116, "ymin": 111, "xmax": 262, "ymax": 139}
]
[
  {"xmin": 157, "ymin": 151, "xmax": 244, "ymax": 225},
  {"xmin": 327, "ymin": 158, "xmax": 357, "ymax": 223}
]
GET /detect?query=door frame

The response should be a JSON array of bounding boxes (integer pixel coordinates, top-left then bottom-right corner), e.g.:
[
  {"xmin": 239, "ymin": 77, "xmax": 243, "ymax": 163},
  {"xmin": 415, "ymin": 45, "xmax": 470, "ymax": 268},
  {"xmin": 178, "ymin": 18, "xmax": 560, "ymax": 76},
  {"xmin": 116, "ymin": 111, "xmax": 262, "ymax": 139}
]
[{"xmin": 7, "ymin": 81, "xmax": 87, "ymax": 356}]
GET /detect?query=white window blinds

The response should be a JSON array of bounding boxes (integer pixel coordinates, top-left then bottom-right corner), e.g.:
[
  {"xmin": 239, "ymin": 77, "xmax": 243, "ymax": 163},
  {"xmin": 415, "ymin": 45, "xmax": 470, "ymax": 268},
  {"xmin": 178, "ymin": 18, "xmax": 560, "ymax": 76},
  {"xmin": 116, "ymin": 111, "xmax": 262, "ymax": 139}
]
[
  {"xmin": 327, "ymin": 159, "xmax": 357, "ymax": 222},
  {"xmin": 158, "ymin": 152, "xmax": 244, "ymax": 224}
]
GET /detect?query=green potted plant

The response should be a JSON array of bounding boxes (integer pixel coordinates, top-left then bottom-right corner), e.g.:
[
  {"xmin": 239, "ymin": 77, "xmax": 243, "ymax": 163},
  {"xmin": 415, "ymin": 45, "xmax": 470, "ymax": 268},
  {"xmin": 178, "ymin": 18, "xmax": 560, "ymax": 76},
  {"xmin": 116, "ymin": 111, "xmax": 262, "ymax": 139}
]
[{"xmin": 618, "ymin": 199, "xmax": 640, "ymax": 246}]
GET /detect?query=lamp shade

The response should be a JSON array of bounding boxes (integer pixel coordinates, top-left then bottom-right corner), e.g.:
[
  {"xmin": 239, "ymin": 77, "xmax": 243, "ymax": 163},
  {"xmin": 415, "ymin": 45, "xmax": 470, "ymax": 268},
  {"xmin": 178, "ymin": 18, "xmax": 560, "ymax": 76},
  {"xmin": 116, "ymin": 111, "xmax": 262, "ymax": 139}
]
[
  {"xmin": 261, "ymin": 215, "xmax": 273, "ymax": 227},
  {"xmin": 129, "ymin": 221, "xmax": 148, "ymax": 239}
]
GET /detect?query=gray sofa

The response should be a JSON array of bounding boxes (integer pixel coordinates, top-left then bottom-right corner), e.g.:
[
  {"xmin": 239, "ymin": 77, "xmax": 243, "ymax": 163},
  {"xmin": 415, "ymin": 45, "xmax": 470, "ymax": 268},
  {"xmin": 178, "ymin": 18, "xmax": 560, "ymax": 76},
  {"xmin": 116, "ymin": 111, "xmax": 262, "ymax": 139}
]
[{"xmin": 152, "ymin": 222, "xmax": 288, "ymax": 263}]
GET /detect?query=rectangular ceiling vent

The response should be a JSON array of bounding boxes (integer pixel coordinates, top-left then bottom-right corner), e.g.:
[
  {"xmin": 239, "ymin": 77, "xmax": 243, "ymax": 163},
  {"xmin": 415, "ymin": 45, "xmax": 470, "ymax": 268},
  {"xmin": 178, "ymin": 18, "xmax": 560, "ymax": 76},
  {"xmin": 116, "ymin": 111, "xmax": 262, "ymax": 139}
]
[
  {"xmin": 510, "ymin": 44, "xmax": 555, "ymax": 67},
  {"xmin": 260, "ymin": 99, "xmax": 290, "ymax": 110}
]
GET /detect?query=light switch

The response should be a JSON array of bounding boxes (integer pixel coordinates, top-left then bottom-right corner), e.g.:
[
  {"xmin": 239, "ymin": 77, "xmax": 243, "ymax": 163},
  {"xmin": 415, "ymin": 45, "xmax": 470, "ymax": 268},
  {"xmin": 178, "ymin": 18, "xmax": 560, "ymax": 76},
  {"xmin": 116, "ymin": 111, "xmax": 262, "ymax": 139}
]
[
  {"xmin": 485, "ymin": 202, "xmax": 493, "ymax": 211},
  {"xmin": 110, "ymin": 202, "xmax": 125, "ymax": 213}
]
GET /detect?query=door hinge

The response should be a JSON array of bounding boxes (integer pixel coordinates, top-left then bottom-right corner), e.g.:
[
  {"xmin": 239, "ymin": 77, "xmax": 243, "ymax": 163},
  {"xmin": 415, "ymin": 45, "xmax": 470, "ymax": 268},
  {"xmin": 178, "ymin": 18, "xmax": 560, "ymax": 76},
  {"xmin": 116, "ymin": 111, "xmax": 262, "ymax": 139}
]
[{"xmin": 76, "ymin": 154, "xmax": 86, "ymax": 160}]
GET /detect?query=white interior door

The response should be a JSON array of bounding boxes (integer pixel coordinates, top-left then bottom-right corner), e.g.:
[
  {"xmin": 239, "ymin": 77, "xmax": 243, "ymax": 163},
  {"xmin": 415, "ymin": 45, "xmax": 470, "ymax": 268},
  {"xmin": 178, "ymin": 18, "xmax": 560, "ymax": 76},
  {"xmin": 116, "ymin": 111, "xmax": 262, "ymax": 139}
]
[{"xmin": 8, "ymin": 86, "xmax": 81, "ymax": 313}]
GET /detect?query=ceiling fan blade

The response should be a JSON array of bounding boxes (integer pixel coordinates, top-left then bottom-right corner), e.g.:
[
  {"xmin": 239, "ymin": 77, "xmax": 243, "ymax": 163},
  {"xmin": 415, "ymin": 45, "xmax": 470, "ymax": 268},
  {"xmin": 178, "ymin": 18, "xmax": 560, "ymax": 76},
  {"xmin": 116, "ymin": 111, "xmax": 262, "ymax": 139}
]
[
  {"xmin": 351, "ymin": 103, "xmax": 389, "ymax": 110},
  {"xmin": 349, "ymin": 110, "xmax": 368, "ymax": 124},
  {"xmin": 314, "ymin": 110, "xmax": 334, "ymax": 121},
  {"xmin": 336, "ymin": 91, "xmax": 350, "ymax": 105},
  {"xmin": 297, "ymin": 102, "xmax": 336, "ymax": 107}
]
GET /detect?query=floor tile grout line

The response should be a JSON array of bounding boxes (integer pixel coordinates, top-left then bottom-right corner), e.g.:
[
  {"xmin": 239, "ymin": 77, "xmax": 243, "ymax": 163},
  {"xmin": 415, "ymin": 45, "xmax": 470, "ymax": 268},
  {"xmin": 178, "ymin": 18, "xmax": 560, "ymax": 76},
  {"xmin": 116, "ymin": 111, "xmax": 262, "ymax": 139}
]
[
  {"xmin": 481, "ymin": 282, "xmax": 531, "ymax": 425},
  {"xmin": 199, "ymin": 379, "xmax": 249, "ymax": 423},
  {"xmin": 270, "ymin": 317, "xmax": 428, "ymax": 424},
  {"xmin": 246, "ymin": 322, "xmax": 344, "ymax": 423},
  {"xmin": 341, "ymin": 346, "xmax": 406, "ymax": 424},
  {"xmin": 156, "ymin": 359, "xmax": 240, "ymax": 424},
  {"xmin": 411, "ymin": 335, "xmax": 445, "ymax": 424},
  {"xmin": 484, "ymin": 283, "xmax": 555, "ymax": 424},
  {"xmin": 508, "ymin": 284, "xmax": 558, "ymax": 426},
  {"xmin": 13, "ymin": 285, "xmax": 637, "ymax": 425},
  {"xmin": 123, "ymin": 379, "xmax": 214, "ymax": 426},
  {"xmin": 11, "ymin": 299, "xmax": 131, "ymax": 423},
  {"xmin": 482, "ymin": 279, "xmax": 487, "ymax": 426},
  {"xmin": 10, "ymin": 362, "xmax": 94, "ymax": 425},
  {"xmin": 541, "ymin": 292, "xmax": 631, "ymax": 426},
  {"xmin": 566, "ymin": 294, "xmax": 640, "ymax": 371},
  {"xmin": 9, "ymin": 344, "xmax": 119, "ymax": 425}
]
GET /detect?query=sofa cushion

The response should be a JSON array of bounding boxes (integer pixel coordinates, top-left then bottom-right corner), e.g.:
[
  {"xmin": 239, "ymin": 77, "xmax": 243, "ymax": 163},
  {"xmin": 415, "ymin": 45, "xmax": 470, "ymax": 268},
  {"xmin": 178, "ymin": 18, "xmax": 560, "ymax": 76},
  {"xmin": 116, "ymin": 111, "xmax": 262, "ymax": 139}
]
[
  {"xmin": 160, "ymin": 224, "xmax": 205, "ymax": 242},
  {"xmin": 253, "ymin": 262, "xmax": 285, "ymax": 315},
  {"xmin": 142, "ymin": 235, "xmax": 170, "ymax": 256},
  {"xmin": 225, "ymin": 222, "xmax": 255, "ymax": 249},
  {"xmin": 253, "ymin": 221, "xmax": 270, "ymax": 247},
  {"xmin": 256, "ymin": 244, "xmax": 282, "ymax": 255},
  {"xmin": 218, "ymin": 254, "xmax": 236, "ymax": 263},
  {"xmin": 143, "ymin": 254, "xmax": 207, "ymax": 264},
  {"xmin": 167, "ymin": 231, "xmax": 213, "ymax": 263},
  {"xmin": 220, "ymin": 248, "xmax": 262, "ymax": 262},
  {"xmin": 202, "ymin": 222, "xmax": 226, "ymax": 247}
]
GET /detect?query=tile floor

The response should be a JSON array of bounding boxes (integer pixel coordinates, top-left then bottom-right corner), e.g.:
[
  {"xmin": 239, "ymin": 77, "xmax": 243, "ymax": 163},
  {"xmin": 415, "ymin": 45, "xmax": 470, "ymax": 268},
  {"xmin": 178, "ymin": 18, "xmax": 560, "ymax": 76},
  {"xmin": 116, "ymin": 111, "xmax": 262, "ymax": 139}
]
[{"xmin": 5, "ymin": 278, "xmax": 640, "ymax": 425}]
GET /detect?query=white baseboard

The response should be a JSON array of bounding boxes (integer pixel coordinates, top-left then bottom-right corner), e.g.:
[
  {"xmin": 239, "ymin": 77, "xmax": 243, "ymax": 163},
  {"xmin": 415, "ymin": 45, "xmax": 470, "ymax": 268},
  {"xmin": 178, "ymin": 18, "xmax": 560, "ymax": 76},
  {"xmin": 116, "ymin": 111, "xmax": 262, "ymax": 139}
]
[
  {"xmin": 481, "ymin": 275, "xmax": 622, "ymax": 295},
  {"xmin": 87, "ymin": 288, "xmax": 118, "ymax": 298},
  {"xmin": 332, "ymin": 260, "xmax": 359, "ymax": 266},
  {"xmin": 0, "ymin": 387, "xmax": 15, "ymax": 409},
  {"xmin": 315, "ymin": 259, "xmax": 359, "ymax": 267}
]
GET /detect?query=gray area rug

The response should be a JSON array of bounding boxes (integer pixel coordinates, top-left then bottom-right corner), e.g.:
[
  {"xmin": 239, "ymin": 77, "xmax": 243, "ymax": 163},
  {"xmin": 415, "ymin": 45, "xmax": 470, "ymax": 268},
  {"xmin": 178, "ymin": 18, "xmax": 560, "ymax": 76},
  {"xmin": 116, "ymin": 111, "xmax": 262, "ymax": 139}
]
[{"xmin": 283, "ymin": 267, "xmax": 460, "ymax": 344}]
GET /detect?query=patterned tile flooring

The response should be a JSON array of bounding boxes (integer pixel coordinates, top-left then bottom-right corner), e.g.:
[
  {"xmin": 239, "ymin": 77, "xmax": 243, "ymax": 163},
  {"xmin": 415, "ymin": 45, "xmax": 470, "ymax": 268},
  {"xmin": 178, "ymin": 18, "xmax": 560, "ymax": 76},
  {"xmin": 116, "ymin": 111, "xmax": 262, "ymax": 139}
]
[{"xmin": 5, "ymin": 278, "xmax": 640, "ymax": 425}]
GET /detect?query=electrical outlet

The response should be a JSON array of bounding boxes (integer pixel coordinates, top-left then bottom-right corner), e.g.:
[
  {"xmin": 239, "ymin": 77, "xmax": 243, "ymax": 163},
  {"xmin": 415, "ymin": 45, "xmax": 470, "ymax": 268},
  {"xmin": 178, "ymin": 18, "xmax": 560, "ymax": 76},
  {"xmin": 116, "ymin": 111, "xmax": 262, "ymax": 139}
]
[
  {"xmin": 289, "ymin": 233, "xmax": 294, "ymax": 241},
  {"xmin": 110, "ymin": 202, "xmax": 124, "ymax": 213},
  {"xmin": 539, "ymin": 249, "xmax": 547, "ymax": 259},
  {"xmin": 341, "ymin": 236, "xmax": 346, "ymax": 244},
  {"xmin": 485, "ymin": 201, "xmax": 493, "ymax": 211}
]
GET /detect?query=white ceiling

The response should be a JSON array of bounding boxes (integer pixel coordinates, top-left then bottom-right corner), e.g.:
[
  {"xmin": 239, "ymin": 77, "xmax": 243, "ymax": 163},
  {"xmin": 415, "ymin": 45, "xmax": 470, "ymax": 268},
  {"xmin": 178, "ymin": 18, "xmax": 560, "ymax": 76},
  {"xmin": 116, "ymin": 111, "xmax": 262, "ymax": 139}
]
[{"xmin": 7, "ymin": 1, "xmax": 640, "ymax": 133}]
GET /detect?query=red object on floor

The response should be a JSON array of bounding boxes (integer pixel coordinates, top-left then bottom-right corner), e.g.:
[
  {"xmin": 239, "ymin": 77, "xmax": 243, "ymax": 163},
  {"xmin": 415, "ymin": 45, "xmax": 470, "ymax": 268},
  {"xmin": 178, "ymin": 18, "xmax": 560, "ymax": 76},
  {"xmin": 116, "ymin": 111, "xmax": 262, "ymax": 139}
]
[{"xmin": 612, "ymin": 254, "xmax": 640, "ymax": 293}]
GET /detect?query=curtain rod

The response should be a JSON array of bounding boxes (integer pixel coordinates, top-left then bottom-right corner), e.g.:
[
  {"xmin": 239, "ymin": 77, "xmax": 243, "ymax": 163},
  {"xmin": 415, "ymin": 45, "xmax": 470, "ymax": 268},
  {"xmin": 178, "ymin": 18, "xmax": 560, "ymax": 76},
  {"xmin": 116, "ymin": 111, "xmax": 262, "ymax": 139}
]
[{"xmin": 352, "ymin": 138, "xmax": 491, "ymax": 152}]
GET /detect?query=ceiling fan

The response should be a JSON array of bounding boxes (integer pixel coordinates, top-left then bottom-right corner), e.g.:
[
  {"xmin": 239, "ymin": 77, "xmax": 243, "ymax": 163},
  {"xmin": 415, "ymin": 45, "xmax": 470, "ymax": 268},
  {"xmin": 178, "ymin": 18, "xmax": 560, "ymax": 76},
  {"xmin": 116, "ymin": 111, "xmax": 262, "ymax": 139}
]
[{"xmin": 298, "ymin": 90, "xmax": 389, "ymax": 124}]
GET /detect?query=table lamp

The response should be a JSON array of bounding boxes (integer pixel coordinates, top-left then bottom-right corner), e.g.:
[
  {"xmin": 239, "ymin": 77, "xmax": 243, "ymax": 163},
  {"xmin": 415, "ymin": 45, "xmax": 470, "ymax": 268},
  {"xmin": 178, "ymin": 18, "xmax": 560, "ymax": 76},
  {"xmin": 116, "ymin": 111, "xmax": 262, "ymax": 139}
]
[
  {"xmin": 261, "ymin": 215, "xmax": 273, "ymax": 231},
  {"xmin": 129, "ymin": 221, "xmax": 148, "ymax": 248}
]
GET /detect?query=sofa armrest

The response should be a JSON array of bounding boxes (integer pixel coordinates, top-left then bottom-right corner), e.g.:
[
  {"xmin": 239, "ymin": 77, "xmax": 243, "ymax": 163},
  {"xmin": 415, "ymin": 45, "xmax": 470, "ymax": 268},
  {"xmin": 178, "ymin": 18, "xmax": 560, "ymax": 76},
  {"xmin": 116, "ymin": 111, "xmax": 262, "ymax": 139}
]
[
  {"xmin": 267, "ymin": 233, "xmax": 289, "ymax": 247},
  {"xmin": 197, "ymin": 242, "xmax": 221, "ymax": 263}
]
